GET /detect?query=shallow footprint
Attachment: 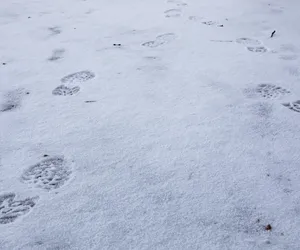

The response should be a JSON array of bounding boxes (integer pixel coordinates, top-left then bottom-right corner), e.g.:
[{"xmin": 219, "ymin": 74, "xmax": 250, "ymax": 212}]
[
  {"xmin": 282, "ymin": 100, "xmax": 300, "ymax": 113},
  {"xmin": 245, "ymin": 83, "xmax": 290, "ymax": 99},
  {"xmin": 236, "ymin": 38, "xmax": 262, "ymax": 46},
  {"xmin": 61, "ymin": 70, "xmax": 95, "ymax": 84},
  {"xmin": 52, "ymin": 85, "xmax": 80, "ymax": 96},
  {"xmin": 142, "ymin": 33, "xmax": 176, "ymax": 48},
  {"xmin": 247, "ymin": 46, "xmax": 267, "ymax": 53},
  {"xmin": 279, "ymin": 54, "xmax": 298, "ymax": 61},
  {"xmin": 48, "ymin": 26, "xmax": 61, "ymax": 36},
  {"xmin": 164, "ymin": 9, "xmax": 181, "ymax": 18},
  {"xmin": 188, "ymin": 16, "xmax": 203, "ymax": 21},
  {"xmin": 48, "ymin": 49, "xmax": 65, "ymax": 61},
  {"xmin": 0, "ymin": 89, "xmax": 28, "ymax": 113},
  {"xmin": 0, "ymin": 193, "xmax": 38, "ymax": 224}
]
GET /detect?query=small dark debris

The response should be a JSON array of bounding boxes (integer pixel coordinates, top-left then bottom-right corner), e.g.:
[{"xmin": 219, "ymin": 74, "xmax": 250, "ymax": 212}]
[
  {"xmin": 218, "ymin": 25, "xmax": 224, "ymax": 27},
  {"xmin": 26, "ymin": 92, "xmax": 30, "ymax": 95},
  {"xmin": 113, "ymin": 43, "xmax": 122, "ymax": 47},
  {"xmin": 265, "ymin": 224, "xmax": 272, "ymax": 231},
  {"xmin": 265, "ymin": 240, "xmax": 271, "ymax": 244},
  {"xmin": 271, "ymin": 30, "xmax": 276, "ymax": 38},
  {"xmin": 28, "ymin": 16, "xmax": 31, "ymax": 19},
  {"xmin": 2, "ymin": 63, "xmax": 6, "ymax": 65},
  {"xmin": 43, "ymin": 154, "xmax": 49, "ymax": 157},
  {"xmin": 85, "ymin": 100, "xmax": 97, "ymax": 103},
  {"xmin": 267, "ymin": 174, "xmax": 270, "ymax": 177},
  {"xmin": 256, "ymin": 219, "xmax": 260, "ymax": 223},
  {"xmin": 281, "ymin": 232, "xmax": 284, "ymax": 236}
]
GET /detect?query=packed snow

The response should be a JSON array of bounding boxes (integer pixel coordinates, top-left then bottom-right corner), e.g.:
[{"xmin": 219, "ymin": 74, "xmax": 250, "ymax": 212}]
[{"xmin": 1, "ymin": 0, "xmax": 300, "ymax": 249}]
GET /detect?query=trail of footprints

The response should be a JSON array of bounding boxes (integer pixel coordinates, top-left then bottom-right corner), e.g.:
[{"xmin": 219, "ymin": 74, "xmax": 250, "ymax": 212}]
[
  {"xmin": 1, "ymin": 156, "xmax": 72, "ymax": 224},
  {"xmin": 1, "ymin": 0, "xmax": 300, "ymax": 227}
]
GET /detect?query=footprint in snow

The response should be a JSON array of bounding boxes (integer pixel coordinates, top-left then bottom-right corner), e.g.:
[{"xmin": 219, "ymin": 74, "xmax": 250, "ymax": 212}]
[
  {"xmin": 285, "ymin": 66, "xmax": 300, "ymax": 77},
  {"xmin": 202, "ymin": 21, "xmax": 223, "ymax": 27},
  {"xmin": 52, "ymin": 85, "xmax": 80, "ymax": 96},
  {"xmin": 279, "ymin": 55, "xmax": 298, "ymax": 61},
  {"xmin": 48, "ymin": 49, "xmax": 65, "ymax": 61},
  {"xmin": 61, "ymin": 70, "xmax": 95, "ymax": 84},
  {"xmin": 188, "ymin": 16, "xmax": 203, "ymax": 22},
  {"xmin": 48, "ymin": 26, "xmax": 61, "ymax": 36},
  {"xmin": 142, "ymin": 33, "xmax": 176, "ymax": 48},
  {"xmin": 0, "ymin": 89, "xmax": 29, "ymax": 113},
  {"xmin": 21, "ymin": 156, "xmax": 72, "ymax": 190},
  {"xmin": 277, "ymin": 44, "xmax": 299, "ymax": 61},
  {"xmin": 247, "ymin": 46, "xmax": 268, "ymax": 53},
  {"xmin": 282, "ymin": 100, "xmax": 300, "ymax": 113},
  {"xmin": 164, "ymin": 9, "xmax": 181, "ymax": 18},
  {"xmin": 167, "ymin": 0, "xmax": 188, "ymax": 6},
  {"xmin": 244, "ymin": 83, "xmax": 290, "ymax": 99},
  {"xmin": 236, "ymin": 38, "xmax": 262, "ymax": 46},
  {"xmin": 0, "ymin": 193, "xmax": 38, "ymax": 224},
  {"xmin": 236, "ymin": 38, "xmax": 268, "ymax": 53}
]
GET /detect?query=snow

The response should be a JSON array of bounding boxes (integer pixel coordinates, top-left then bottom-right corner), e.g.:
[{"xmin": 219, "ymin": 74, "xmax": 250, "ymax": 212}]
[{"xmin": 1, "ymin": 0, "xmax": 300, "ymax": 249}]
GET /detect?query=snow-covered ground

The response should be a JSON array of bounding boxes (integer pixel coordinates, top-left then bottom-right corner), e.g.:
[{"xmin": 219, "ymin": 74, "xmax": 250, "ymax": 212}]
[{"xmin": 1, "ymin": 0, "xmax": 300, "ymax": 249}]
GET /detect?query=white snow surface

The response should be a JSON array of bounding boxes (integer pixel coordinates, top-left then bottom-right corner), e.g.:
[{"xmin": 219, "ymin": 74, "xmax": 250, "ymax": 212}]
[{"xmin": 1, "ymin": 0, "xmax": 300, "ymax": 249}]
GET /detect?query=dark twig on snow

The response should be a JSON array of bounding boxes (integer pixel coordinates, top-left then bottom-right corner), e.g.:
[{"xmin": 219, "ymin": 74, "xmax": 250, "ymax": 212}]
[{"xmin": 270, "ymin": 30, "xmax": 276, "ymax": 38}]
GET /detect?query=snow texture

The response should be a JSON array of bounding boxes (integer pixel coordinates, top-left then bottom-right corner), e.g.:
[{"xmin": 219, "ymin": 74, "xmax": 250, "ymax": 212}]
[{"xmin": 1, "ymin": 0, "xmax": 300, "ymax": 249}]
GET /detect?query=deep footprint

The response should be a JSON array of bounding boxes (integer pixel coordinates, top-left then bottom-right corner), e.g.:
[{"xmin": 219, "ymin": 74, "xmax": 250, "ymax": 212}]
[
  {"xmin": 61, "ymin": 71, "xmax": 95, "ymax": 84},
  {"xmin": 282, "ymin": 101, "xmax": 300, "ymax": 113},
  {"xmin": 52, "ymin": 85, "xmax": 80, "ymax": 96},
  {"xmin": 245, "ymin": 84, "xmax": 290, "ymax": 99},
  {"xmin": 0, "ymin": 193, "xmax": 38, "ymax": 224},
  {"xmin": 21, "ymin": 156, "xmax": 72, "ymax": 190}
]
